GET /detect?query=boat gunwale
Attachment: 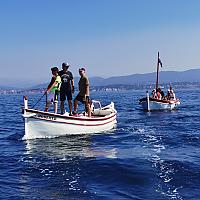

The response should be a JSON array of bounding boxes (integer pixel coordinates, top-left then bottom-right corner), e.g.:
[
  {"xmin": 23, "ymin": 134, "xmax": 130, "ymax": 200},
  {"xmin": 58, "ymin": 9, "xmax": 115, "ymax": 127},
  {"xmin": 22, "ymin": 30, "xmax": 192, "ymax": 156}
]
[
  {"xmin": 29, "ymin": 115, "xmax": 117, "ymax": 126},
  {"xmin": 139, "ymin": 97, "xmax": 180, "ymax": 104},
  {"xmin": 24, "ymin": 108, "xmax": 117, "ymax": 121}
]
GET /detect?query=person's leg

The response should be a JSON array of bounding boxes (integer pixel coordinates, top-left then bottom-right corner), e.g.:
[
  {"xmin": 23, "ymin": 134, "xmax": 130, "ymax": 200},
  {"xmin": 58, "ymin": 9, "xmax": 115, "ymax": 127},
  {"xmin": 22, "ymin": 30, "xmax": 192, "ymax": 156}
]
[
  {"xmin": 68, "ymin": 100, "xmax": 73, "ymax": 115},
  {"xmin": 60, "ymin": 89, "xmax": 66, "ymax": 114},
  {"xmin": 54, "ymin": 102, "xmax": 58, "ymax": 114},
  {"xmin": 67, "ymin": 90, "xmax": 73, "ymax": 115},
  {"xmin": 74, "ymin": 94, "xmax": 82, "ymax": 114},
  {"xmin": 60, "ymin": 101, "xmax": 65, "ymax": 114},
  {"xmin": 45, "ymin": 102, "xmax": 50, "ymax": 112},
  {"xmin": 74, "ymin": 99, "xmax": 78, "ymax": 114},
  {"xmin": 54, "ymin": 91, "xmax": 59, "ymax": 114},
  {"xmin": 88, "ymin": 106, "xmax": 91, "ymax": 117},
  {"xmin": 45, "ymin": 93, "xmax": 54, "ymax": 112},
  {"xmin": 85, "ymin": 98, "xmax": 91, "ymax": 117}
]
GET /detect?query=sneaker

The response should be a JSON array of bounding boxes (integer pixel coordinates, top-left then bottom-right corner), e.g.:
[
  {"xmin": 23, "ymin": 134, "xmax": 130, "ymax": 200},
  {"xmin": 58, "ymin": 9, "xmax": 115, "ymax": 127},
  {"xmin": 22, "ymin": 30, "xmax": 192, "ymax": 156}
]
[
  {"xmin": 69, "ymin": 112, "xmax": 73, "ymax": 116},
  {"xmin": 62, "ymin": 112, "xmax": 69, "ymax": 116},
  {"xmin": 72, "ymin": 111, "xmax": 78, "ymax": 116}
]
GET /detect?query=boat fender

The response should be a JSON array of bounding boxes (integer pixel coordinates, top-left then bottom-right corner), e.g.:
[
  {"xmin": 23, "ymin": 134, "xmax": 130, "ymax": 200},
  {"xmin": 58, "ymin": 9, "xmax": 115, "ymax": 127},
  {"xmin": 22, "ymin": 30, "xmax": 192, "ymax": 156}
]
[{"xmin": 22, "ymin": 113, "xmax": 36, "ymax": 118}]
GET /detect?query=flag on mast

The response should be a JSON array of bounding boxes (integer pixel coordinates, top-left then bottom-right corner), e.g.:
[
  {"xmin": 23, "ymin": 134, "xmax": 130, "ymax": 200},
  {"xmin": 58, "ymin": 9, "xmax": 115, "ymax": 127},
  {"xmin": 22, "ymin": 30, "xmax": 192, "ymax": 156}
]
[{"xmin": 158, "ymin": 56, "xmax": 162, "ymax": 68}]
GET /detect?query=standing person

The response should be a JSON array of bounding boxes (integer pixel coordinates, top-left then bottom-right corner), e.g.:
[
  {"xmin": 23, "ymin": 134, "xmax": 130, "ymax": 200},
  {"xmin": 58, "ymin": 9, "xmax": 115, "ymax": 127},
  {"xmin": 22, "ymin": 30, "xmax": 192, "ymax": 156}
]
[
  {"xmin": 166, "ymin": 89, "xmax": 171, "ymax": 100},
  {"xmin": 59, "ymin": 62, "xmax": 74, "ymax": 115},
  {"xmin": 45, "ymin": 67, "xmax": 61, "ymax": 113},
  {"xmin": 169, "ymin": 85, "xmax": 176, "ymax": 100},
  {"xmin": 73, "ymin": 67, "xmax": 91, "ymax": 117}
]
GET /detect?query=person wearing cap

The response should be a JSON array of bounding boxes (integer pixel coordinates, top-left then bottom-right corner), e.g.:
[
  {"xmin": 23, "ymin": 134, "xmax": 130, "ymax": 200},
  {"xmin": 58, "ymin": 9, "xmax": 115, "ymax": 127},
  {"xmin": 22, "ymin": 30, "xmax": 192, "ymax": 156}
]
[
  {"xmin": 58, "ymin": 63, "xmax": 74, "ymax": 115},
  {"xmin": 45, "ymin": 67, "xmax": 61, "ymax": 113},
  {"xmin": 73, "ymin": 67, "xmax": 91, "ymax": 117}
]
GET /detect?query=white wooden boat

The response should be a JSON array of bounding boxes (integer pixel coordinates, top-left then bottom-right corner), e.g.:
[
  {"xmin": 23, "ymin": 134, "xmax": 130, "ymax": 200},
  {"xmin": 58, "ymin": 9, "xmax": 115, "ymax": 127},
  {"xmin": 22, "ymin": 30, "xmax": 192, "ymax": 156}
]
[
  {"xmin": 22, "ymin": 97, "xmax": 117, "ymax": 140},
  {"xmin": 139, "ymin": 91, "xmax": 180, "ymax": 111},
  {"xmin": 139, "ymin": 52, "xmax": 181, "ymax": 111}
]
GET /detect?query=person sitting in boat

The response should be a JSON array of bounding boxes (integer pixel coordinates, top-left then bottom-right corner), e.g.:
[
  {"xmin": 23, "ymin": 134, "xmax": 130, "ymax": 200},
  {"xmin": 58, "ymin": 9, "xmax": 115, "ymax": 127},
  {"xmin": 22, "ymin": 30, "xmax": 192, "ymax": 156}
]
[
  {"xmin": 168, "ymin": 86, "xmax": 176, "ymax": 100},
  {"xmin": 160, "ymin": 89, "xmax": 165, "ymax": 99},
  {"xmin": 58, "ymin": 62, "xmax": 74, "ymax": 115},
  {"xmin": 45, "ymin": 67, "xmax": 61, "ymax": 113},
  {"xmin": 166, "ymin": 89, "xmax": 171, "ymax": 100},
  {"xmin": 152, "ymin": 89, "xmax": 157, "ymax": 98},
  {"xmin": 156, "ymin": 88, "xmax": 162, "ymax": 100},
  {"xmin": 156, "ymin": 87, "xmax": 165, "ymax": 100},
  {"xmin": 73, "ymin": 67, "xmax": 91, "ymax": 117}
]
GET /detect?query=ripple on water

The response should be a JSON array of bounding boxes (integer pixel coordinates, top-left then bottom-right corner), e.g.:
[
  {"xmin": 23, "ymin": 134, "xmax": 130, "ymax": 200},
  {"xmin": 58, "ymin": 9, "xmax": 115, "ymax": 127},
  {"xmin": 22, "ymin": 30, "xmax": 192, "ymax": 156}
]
[{"xmin": 0, "ymin": 90, "xmax": 200, "ymax": 199}]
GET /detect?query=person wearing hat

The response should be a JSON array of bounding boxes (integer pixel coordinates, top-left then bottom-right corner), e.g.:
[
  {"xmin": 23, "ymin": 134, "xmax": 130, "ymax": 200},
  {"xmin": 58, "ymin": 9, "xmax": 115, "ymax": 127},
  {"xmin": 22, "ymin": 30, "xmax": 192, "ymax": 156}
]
[
  {"xmin": 58, "ymin": 62, "xmax": 74, "ymax": 115},
  {"xmin": 73, "ymin": 67, "xmax": 91, "ymax": 117},
  {"xmin": 45, "ymin": 66, "xmax": 61, "ymax": 113}
]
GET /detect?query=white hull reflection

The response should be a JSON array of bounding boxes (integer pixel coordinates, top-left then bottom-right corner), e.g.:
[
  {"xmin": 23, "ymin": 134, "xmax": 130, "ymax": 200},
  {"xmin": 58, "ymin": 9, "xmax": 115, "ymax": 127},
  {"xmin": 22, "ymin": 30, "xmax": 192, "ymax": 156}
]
[{"xmin": 25, "ymin": 135, "xmax": 117, "ymax": 159}]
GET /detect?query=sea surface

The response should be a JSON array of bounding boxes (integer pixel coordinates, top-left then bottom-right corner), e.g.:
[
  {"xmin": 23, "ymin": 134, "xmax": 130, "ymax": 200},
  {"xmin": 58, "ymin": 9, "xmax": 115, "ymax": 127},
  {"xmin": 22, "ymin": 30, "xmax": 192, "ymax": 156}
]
[{"xmin": 0, "ymin": 89, "xmax": 200, "ymax": 200}]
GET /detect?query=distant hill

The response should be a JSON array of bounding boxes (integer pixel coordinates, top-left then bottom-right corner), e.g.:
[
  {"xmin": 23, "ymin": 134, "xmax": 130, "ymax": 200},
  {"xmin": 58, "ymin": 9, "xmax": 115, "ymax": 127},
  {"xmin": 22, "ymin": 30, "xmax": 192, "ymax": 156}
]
[
  {"xmin": 29, "ymin": 68, "xmax": 200, "ymax": 89},
  {"xmin": 1, "ymin": 69, "xmax": 199, "ymax": 90},
  {"xmin": 0, "ymin": 85, "xmax": 18, "ymax": 90},
  {"xmin": 89, "ymin": 69, "xmax": 200, "ymax": 86}
]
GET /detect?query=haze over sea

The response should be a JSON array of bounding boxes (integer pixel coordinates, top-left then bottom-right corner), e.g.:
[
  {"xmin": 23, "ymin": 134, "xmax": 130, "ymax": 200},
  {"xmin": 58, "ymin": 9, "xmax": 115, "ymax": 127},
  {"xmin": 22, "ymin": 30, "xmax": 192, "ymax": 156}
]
[{"xmin": 0, "ymin": 88, "xmax": 200, "ymax": 200}]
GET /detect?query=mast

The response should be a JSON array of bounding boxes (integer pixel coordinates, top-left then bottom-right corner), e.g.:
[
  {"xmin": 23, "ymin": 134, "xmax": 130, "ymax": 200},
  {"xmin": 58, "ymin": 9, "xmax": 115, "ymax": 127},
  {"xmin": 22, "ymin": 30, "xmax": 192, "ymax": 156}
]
[{"xmin": 156, "ymin": 51, "xmax": 160, "ymax": 90}]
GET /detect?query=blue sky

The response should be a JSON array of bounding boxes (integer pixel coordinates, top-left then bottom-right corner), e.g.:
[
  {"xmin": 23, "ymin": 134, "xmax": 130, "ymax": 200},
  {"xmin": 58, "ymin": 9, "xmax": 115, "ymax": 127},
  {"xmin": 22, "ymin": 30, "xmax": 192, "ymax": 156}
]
[{"xmin": 1, "ymin": 0, "xmax": 200, "ymax": 86}]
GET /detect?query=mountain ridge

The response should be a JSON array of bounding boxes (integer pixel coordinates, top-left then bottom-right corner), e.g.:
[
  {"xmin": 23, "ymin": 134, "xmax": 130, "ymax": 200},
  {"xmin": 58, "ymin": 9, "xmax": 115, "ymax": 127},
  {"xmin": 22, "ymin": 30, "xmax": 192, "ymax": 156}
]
[{"xmin": 0, "ymin": 69, "xmax": 200, "ymax": 90}]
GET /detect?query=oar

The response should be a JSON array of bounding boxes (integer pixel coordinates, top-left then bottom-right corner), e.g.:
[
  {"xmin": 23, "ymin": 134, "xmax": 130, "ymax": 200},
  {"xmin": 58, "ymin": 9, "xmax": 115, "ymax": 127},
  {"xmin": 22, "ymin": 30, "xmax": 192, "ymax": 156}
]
[{"xmin": 31, "ymin": 91, "xmax": 47, "ymax": 109}]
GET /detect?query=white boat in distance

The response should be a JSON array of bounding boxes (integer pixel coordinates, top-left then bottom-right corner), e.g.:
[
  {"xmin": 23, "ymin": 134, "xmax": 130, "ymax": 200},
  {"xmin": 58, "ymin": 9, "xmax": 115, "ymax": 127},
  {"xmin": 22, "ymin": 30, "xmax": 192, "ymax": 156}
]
[
  {"xmin": 139, "ymin": 52, "xmax": 181, "ymax": 111},
  {"xmin": 22, "ymin": 97, "xmax": 117, "ymax": 140},
  {"xmin": 139, "ymin": 91, "xmax": 180, "ymax": 111}
]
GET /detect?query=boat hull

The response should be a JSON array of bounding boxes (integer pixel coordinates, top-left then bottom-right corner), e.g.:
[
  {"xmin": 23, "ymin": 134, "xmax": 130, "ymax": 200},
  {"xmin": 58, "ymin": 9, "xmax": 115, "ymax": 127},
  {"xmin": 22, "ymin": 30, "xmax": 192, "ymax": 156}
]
[
  {"xmin": 139, "ymin": 97, "xmax": 180, "ymax": 111},
  {"xmin": 23, "ymin": 109, "xmax": 117, "ymax": 140}
]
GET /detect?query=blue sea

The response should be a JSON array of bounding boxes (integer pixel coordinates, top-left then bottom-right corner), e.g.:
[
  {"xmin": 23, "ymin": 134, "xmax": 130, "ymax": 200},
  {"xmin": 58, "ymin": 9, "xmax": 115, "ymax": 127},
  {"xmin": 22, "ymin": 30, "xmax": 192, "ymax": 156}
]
[{"xmin": 0, "ymin": 89, "xmax": 200, "ymax": 200}]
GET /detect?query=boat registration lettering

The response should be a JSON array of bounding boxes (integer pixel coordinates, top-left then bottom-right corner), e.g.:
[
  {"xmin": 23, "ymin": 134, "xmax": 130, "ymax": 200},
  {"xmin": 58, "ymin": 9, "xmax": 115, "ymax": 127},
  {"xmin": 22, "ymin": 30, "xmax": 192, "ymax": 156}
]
[{"xmin": 36, "ymin": 114, "xmax": 56, "ymax": 120}]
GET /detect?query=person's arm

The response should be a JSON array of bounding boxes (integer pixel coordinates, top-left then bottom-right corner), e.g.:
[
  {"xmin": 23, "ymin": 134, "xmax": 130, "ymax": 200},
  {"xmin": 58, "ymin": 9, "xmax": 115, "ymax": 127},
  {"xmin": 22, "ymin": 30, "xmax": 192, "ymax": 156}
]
[
  {"xmin": 47, "ymin": 82, "xmax": 57, "ymax": 93},
  {"xmin": 85, "ymin": 85, "xmax": 89, "ymax": 96},
  {"xmin": 47, "ymin": 77, "xmax": 54, "ymax": 89},
  {"xmin": 173, "ymin": 92, "xmax": 176, "ymax": 100},
  {"xmin": 71, "ymin": 79, "xmax": 75, "ymax": 93},
  {"xmin": 85, "ymin": 77, "xmax": 90, "ymax": 96},
  {"xmin": 45, "ymin": 77, "xmax": 56, "ymax": 94}
]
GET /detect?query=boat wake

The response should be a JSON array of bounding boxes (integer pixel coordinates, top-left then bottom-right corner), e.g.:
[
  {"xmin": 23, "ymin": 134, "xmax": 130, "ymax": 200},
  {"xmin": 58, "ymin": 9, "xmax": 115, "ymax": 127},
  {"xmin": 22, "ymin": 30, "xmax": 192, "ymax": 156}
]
[{"xmin": 136, "ymin": 127, "xmax": 184, "ymax": 200}]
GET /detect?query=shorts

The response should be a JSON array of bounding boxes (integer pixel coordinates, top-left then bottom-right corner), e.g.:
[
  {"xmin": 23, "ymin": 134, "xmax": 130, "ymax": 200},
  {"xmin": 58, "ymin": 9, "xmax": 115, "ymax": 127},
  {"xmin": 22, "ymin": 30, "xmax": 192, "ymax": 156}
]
[
  {"xmin": 60, "ymin": 89, "xmax": 72, "ymax": 101},
  {"xmin": 75, "ymin": 94, "xmax": 90, "ymax": 104},
  {"xmin": 47, "ymin": 90, "xmax": 59, "ymax": 104}
]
